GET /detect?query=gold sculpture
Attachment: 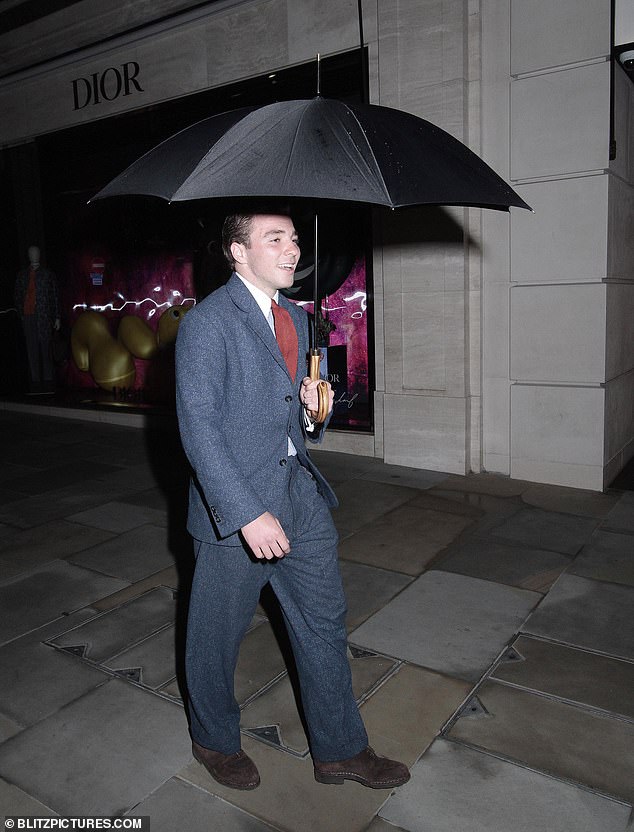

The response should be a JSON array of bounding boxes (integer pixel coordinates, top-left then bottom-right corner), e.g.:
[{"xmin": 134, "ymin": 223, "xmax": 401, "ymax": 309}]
[{"xmin": 71, "ymin": 305, "xmax": 189, "ymax": 392}]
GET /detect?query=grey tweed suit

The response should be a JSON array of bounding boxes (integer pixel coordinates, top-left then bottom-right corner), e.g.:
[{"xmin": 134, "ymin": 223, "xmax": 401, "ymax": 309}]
[{"xmin": 175, "ymin": 273, "xmax": 368, "ymax": 761}]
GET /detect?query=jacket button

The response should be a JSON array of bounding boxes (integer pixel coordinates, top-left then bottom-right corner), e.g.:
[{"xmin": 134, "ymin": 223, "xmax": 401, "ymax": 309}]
[
  {"xmin": 285, "ymin": 395, "xmax": 292, "ymax": 402},
  {"xmin": 279, "ymin": 458, "xmax": 288, "ymax": 466}
]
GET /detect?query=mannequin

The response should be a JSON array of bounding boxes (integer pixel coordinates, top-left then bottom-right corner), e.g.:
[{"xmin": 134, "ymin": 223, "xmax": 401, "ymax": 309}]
[{"xmin": 14, "ymin": 245, "xmax": 60, "ymax": 393}]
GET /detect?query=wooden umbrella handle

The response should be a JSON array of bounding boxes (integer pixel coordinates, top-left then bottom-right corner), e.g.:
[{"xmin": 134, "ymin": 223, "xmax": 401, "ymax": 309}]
[{"xmin": 309, "ymin": 349, "xmax": 330, "ymax": 423}]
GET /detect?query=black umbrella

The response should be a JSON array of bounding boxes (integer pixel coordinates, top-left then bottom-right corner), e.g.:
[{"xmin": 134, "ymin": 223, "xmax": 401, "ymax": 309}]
[
  {"xmin": 92, "ymin": 95, "xmax": 530, "ymax": 419},
  {"xmin": 93, "ymin": 96, "xmax": 529, "ymax": 211}
]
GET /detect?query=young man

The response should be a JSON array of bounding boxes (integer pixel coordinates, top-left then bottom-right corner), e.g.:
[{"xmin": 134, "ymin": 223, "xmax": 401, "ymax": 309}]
[{"xmin": 175, "ymin": 212, "xmax": 409, "ymax": 790}]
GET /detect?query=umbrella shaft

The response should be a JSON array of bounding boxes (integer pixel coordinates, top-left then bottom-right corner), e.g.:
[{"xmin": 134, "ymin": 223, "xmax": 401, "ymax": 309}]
[{"xmin": 313, "ymin": 212, "xmax": 319, "ymax": 349}]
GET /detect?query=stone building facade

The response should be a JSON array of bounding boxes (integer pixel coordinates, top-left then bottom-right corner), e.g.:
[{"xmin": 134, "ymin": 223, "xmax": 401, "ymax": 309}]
[{"xmin": 0, "ymin": 0, "xmax": 632, "ymax": 491}]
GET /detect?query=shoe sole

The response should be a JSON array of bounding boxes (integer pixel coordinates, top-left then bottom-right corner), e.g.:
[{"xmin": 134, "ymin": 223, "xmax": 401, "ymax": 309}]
[
  {"xmin": 193, "ymin": 749, "xmax": 260, "ymax": 790},
  {"xmin": 314, "ymin": 771, "xmax": 410, "ymax": 789}
]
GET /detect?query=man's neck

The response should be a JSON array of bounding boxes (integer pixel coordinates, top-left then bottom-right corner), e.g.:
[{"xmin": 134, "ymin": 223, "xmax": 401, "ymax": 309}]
[{"xmin": 236, "ymin": 272, "xmax": 279, "ymax": 309}]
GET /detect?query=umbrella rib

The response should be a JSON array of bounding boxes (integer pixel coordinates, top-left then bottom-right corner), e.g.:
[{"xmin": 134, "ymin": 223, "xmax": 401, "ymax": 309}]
[
  {"xmin": 283, "ymin": 102, "xmax": 389, "ymax": 200},
  {"xmin": 346, "ymin": 108, "xmax": 391, "ymax": 201},
  {"xmin": 282, "ymin": 109, "xmax": 308, "ymax": 188}
]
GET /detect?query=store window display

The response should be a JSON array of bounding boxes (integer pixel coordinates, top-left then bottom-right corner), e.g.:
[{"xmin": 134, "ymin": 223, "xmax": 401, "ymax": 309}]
[{"xmin": 14, "ymin": 245, "xmax": 60, "ymax": 394}]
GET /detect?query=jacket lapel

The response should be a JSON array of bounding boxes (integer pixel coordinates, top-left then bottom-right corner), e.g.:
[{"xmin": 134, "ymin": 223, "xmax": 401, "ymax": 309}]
[{"xmin": 226, "ymin": 274, "xmax": 291, "ymax": 380}]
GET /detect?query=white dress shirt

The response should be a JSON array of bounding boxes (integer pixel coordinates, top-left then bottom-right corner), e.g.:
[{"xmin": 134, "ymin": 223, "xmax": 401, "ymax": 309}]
[{"xmin": 236, "ymin": 274, "xmax": 315, "ymax": 453}]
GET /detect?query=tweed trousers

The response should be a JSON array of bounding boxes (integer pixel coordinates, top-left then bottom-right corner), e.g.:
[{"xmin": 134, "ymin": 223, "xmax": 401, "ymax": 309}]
[{"xmin": 185, "ymin": 456, "xmax": 369, "ymax": 761}]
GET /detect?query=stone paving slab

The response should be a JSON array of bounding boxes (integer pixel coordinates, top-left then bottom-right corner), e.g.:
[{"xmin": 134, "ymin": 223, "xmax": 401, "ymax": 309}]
[
  {"xmin": 105, "ymin": 624, "xmax": 176, "ymax": 690},
  {"xmin": 180, "ymin": 734, "xmax": 393, "ymax": 832},
  {"xmin": 67, "ymin": 501, "xmax": 167, "ymax": 533},
  {"xmin": 0, "ymin": 777, "xmax": 57, "ymax": 817},
  {"xmin": 28, "ymin": 419, "xmax": 129, "ymax": 446},
  {"xmin": 0, "ymin": 412, "xmax": 632, "ymax": 831},
  {"xmin": 400, "ymin": 490, "xmax": 484, "ymax": 518},
  {"xmin": 0, "ymin": 678, "xmax": 191, "ymax": 816},
  {"xmin": 522, "ymin": 573, "xmax": 634, "ymax": 660},
  {"xmin": 309, "ymin": 450, "xmax": 380, "ymax": 484},
  {"xmin": 0, "ymin": 636, "xmax": 109, "ymax": 727},
  {"xmin": 483, "ymin": 507, "xmax": 598, "ymax": 555},
  {"xmin": 68, "ymin": 524, "xmax": 175, "ymax": 582},
  {"xmin": 357, "ymin": 663, "xmax": 471, "ymax": 766},
  {"xmin": 0, "ymin": 560, "xmax": 128, "ymax": 646},
  {"xmin": 436, "ymin": 539, "xmax": 572, "ymax": 593},
  {"xmin": 332, "ymin": 480, "xmax": 419, "ymax": 538},
  {"xmin": 5, "ymin": 606, "xmax": 102, "ymax": 645},
  {"xmin": 119, "ymin": 487, "xmax": 173, "ymax": 511},
  {"xmin": 48, "ymin": 587, "xmax": 177, "ymax": 663},
  {"xmin": 0, "ymin": 438, "xmax": 84, "ymax": 469},
  {"xmin": 340, "ymin": 560, "xmax": 412, "ymax": 630},
  {"xmin": 7, "ymin": 460, "xmax": 124, "ymax": 496},
  {"xmin": 448, "ymin": 681, "xmax": 634, "ymax": 803},
  {"xmin": 92, "ymin": 566, "xmax": 180, "ymax": 611},
  {"xmin": 521, "ymin": 484, "xmax": 620, "ymax": 518},
  {"xmin": 159, "ymin": 678, "xmax": 183, "ymax": 700},
  {"xmin": 427, "ymin": 490, "xmax": 524, "ymax": 536},
  {"xmin": 492, "ymin": 635, "xmax": 634, "ymax": 720},
  {"xmin": 93, "ymin": 463, "xmax": 163, "ymax": 493},
  {"xmin": 357, "ymin": 465, "xmax": 448, "ymax": 490},
  {"xmin": 240, "ymin": 648, "xmax": 397, "ymax": 756},
  {"xmin": 0, "ymin": 520, "xmax": 115, "ymax": 580},
  {"xmin": 239, "ymin": 671, "xmax": 317, "ymax": 756},
  {"xmin": 568, "ymin": 529, "xmax": 634, "ymax": 587},
  {"xmin": 0, "ymin": 461, "xmax": 36, "ymax": 484},
  {"xmin": 602, "ymin": 492, "xmax": 634, "ymax": 534},
  {"xmin": 0, "ymin": 485, "xmax": 28, "ymax": 505},
  {"xmin": 366, "ymin": 818, "xmax": 408, "ymax": 832},
  {"xmin": 430, "ymin": 473, "xmax": 531, "ymax": 497},
  {"xmin": 380, "ymin": 738, "xmax": 632, "ymax": 832},
  {"xmin": 0, "ymin": 522, "xmax": 17, "ymax": 543},
  {"xmin": 350, "ymin": 570, "xmax": 540, "ymax": 681},
  {"xmin": 128, "ymin": 776, "xmax": 278, "ymax": 831},
  {"xmin": 0, "ymin": 479, "xmax": 143, "ymax": 529},
  {"xmin": 338, "ymin": 506, "xmax": 474, "ymax": 576},
  {"xmin": 0, "ymin": 713, "xmax": 22, "ymax": 743}
]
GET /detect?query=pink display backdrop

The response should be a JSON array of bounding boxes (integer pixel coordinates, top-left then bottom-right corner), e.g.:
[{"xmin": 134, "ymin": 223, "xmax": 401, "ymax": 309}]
[
  {"xmin": 59, "ymin": 247, "xmax": 371, "ymax": 428},
  {"xmin": 294, "ymin": 256, "xmax": 371, "ymax": 430},
  {"xmin": 60, "ymin": 248, "xmax": 195, "ymax": 404}
]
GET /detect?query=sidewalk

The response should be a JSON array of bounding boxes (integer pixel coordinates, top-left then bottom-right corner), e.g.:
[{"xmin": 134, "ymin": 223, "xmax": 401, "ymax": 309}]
[{"xmin": 0, "ymin": 406, "xmax": 632, "ymax": 832}]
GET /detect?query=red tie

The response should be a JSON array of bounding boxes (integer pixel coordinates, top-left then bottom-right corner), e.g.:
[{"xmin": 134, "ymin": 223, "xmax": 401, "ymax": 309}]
[
  {"xmin": 24, "ymin": 266, "xmax": 37, "ymax": 315},
  {"xmin": 271, "ymin": 299, "xmax": 298, "ymax": 382}
]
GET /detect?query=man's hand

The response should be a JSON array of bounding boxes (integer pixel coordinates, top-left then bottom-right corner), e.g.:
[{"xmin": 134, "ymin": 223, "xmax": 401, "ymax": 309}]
[
  {"xmin": 300, "ymin": 376, "xmax": 333, "ymax": 422},
  {"xmin": 241, "ymin": 511, "xmax": 290, "ymax": 560}
]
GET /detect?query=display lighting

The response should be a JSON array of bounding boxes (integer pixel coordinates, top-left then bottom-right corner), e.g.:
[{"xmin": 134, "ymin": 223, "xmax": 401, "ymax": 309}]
[
  {"xmin": 72, "ymin": 296, "xmax": 195, "ymax": 313},
  {"xmin": 293, "ymin": 291, "xmax": 366, "ymax": 321}
]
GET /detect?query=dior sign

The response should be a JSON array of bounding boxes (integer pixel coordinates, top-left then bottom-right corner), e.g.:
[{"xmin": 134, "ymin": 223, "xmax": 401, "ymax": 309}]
[{"xmin": 72, "ymin": 61, "xmax": 144, "ymax": 110}]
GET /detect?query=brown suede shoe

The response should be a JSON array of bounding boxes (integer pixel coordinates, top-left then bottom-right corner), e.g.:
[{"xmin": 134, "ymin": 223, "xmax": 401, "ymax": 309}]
[
  {"xmin": 192, "ymin": 741, "xmax": 260, "ymax": 790},
  {"xmin": 314, "ymin": 746, "xmax": 410, "ymax": 789}
]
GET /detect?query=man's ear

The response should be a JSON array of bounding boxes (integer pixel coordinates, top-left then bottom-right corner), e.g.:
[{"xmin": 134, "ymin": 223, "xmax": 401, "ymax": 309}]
[{"xmin": 230, "ymin": 240, "xmax": 246, "ymax": 265}]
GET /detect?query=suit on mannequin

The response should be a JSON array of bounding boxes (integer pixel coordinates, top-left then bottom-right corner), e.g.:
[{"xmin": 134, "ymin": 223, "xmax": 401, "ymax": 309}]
[
  {"xmin": 14, "ymin": 245, "xmax": 60, "ymax": 392},
  {"xmin": 175, "ymin": 213, "xmax": 409, "ymax": 792}
]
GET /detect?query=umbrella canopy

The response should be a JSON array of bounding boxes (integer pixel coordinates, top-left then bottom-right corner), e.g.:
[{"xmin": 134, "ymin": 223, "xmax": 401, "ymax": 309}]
[{"xmin": 92, "ymin": 96, "xmax": 530, "ymax": 212}]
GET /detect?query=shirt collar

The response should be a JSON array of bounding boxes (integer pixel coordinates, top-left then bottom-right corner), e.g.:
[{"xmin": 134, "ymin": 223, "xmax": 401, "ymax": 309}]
[{"xmin": 236, "ymin": 273, "xmax": 279, "ymax": 318}]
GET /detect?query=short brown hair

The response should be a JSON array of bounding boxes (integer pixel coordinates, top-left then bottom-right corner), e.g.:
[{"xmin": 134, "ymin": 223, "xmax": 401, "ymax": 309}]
[
  {"xmin": 221, "ymin": 214, "xmax": 255, "ymax": 268},
  {"xmin": 222, "ymin": 206, "xmax": 293, "ymax": 268}
]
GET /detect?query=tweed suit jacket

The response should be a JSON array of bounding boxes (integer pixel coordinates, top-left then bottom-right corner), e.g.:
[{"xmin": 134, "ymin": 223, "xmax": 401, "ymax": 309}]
[{"xmin": 175, "ymin": 273, "xmax": 337, "ymax": 546}]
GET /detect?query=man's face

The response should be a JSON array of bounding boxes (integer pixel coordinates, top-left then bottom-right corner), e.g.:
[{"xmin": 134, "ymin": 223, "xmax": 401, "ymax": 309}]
[{"xmin": 231, "ymin": 214, "xmax": 300, "ymax": 298}]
